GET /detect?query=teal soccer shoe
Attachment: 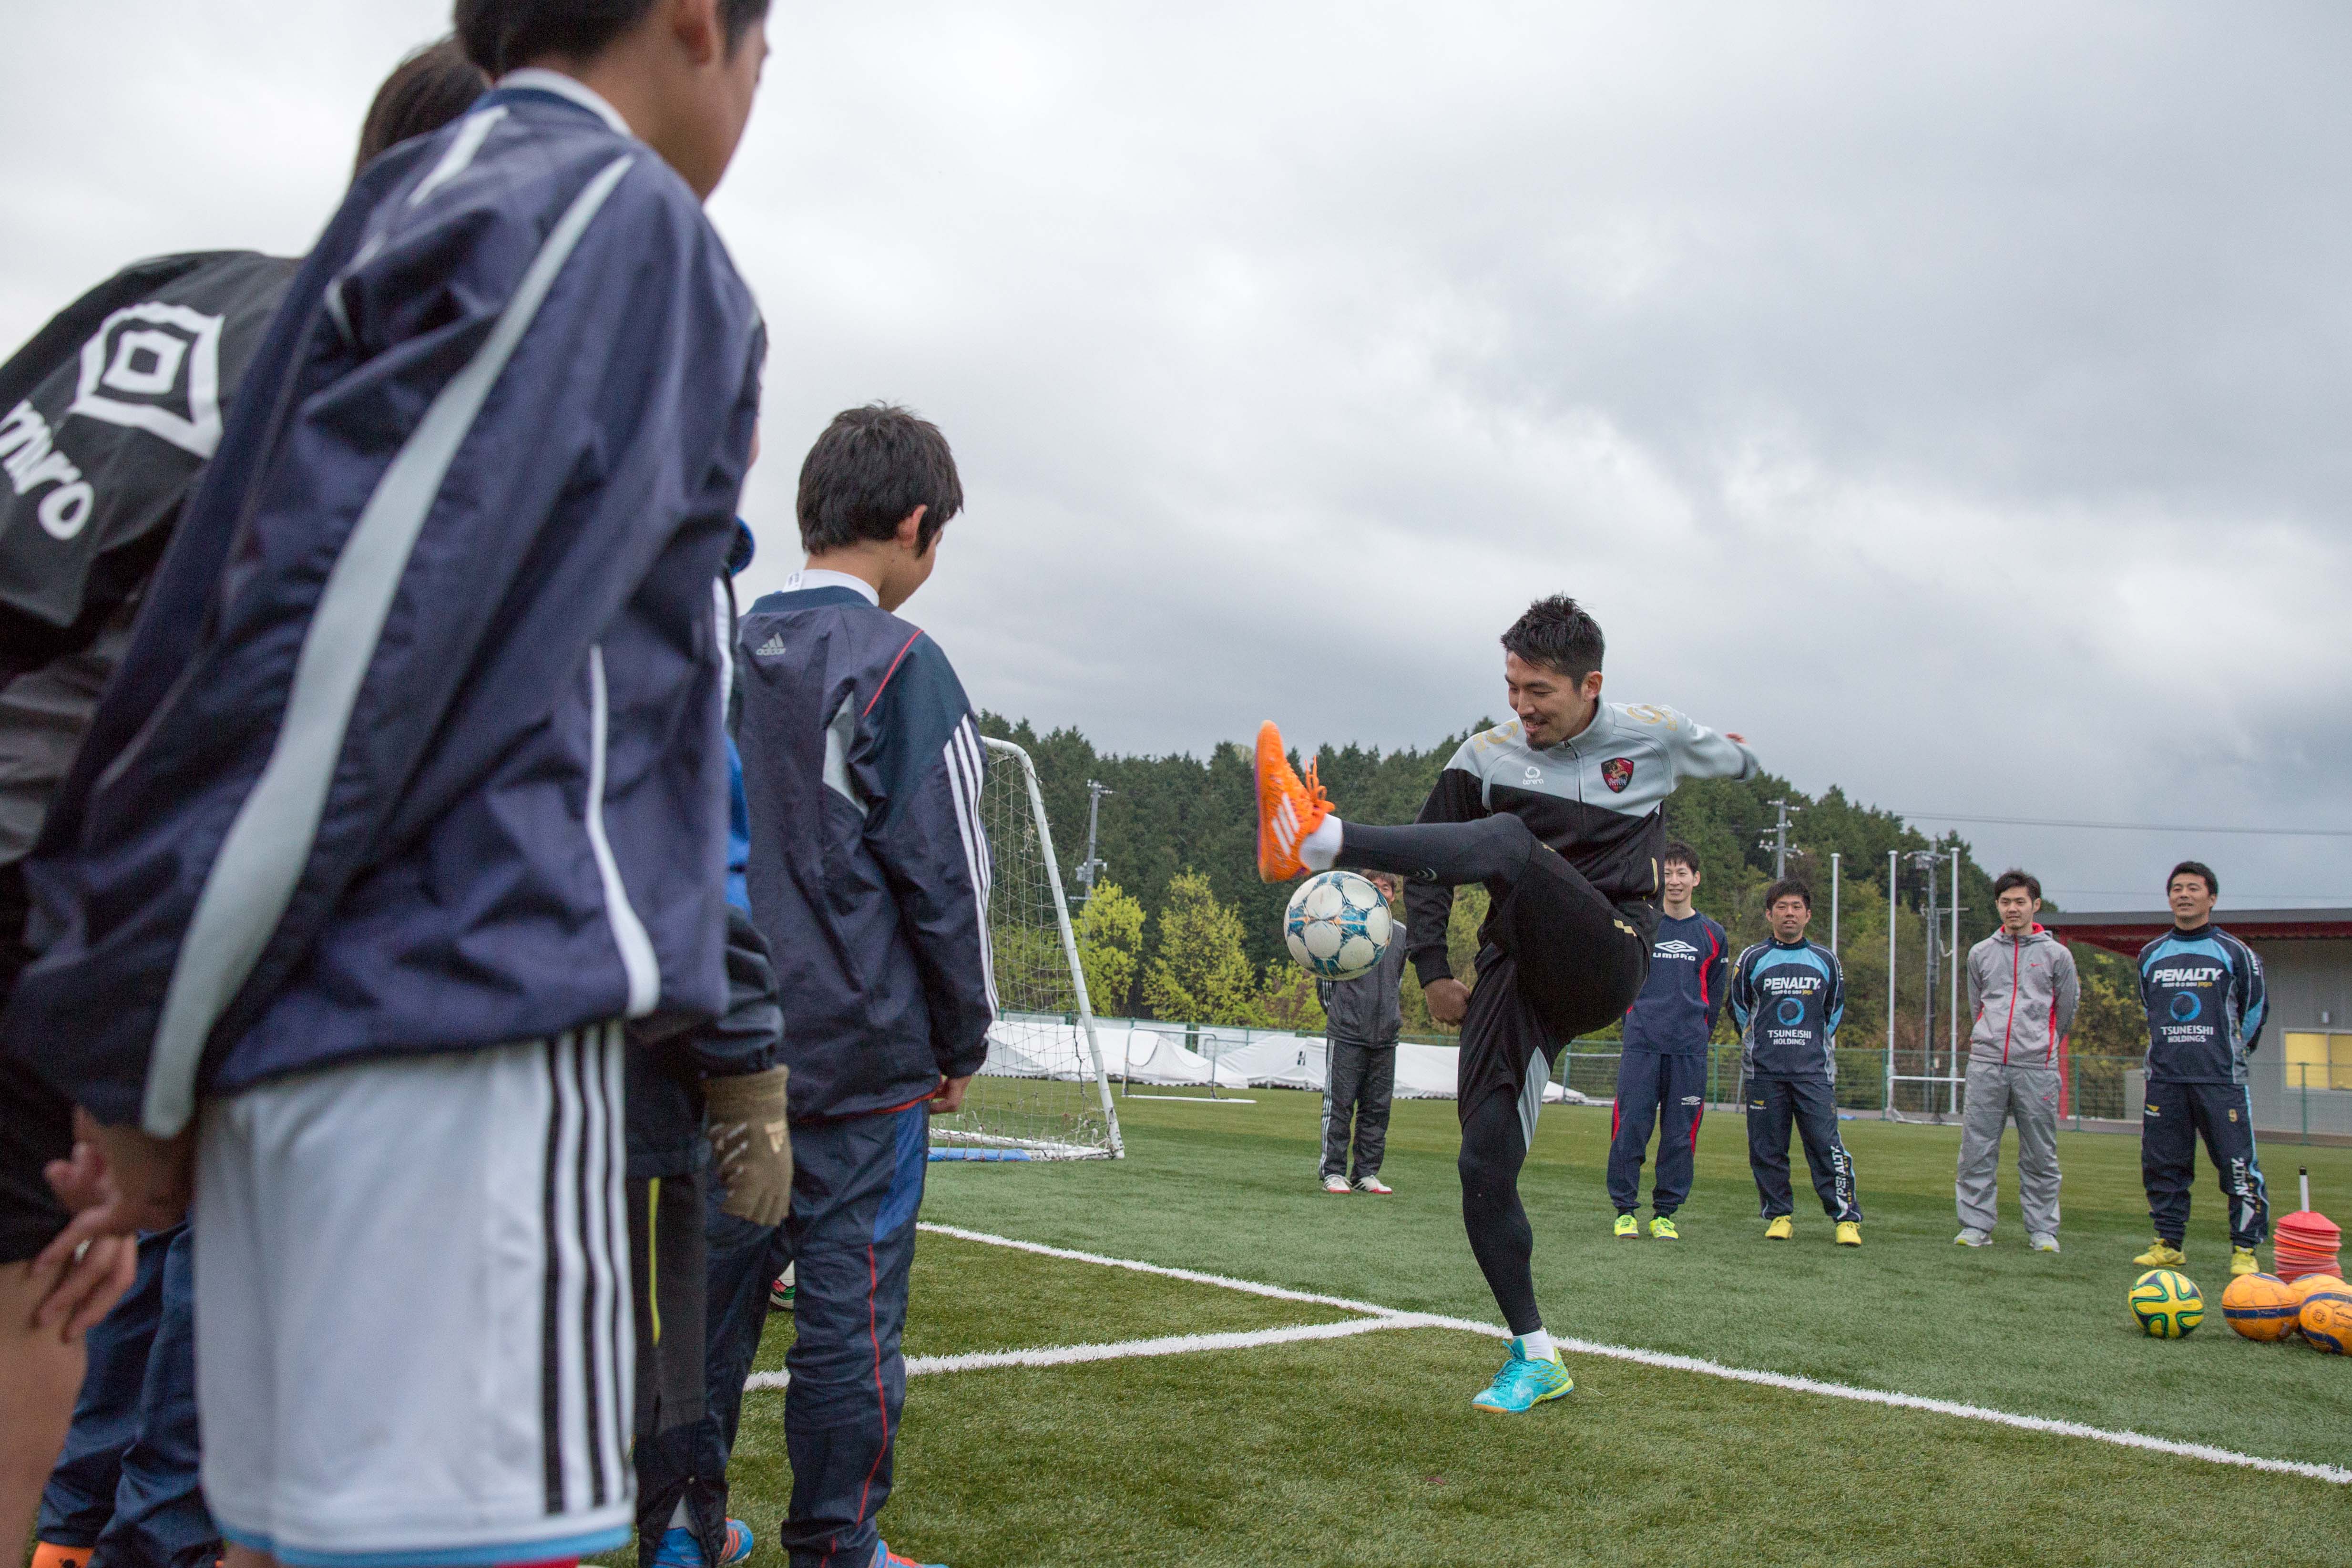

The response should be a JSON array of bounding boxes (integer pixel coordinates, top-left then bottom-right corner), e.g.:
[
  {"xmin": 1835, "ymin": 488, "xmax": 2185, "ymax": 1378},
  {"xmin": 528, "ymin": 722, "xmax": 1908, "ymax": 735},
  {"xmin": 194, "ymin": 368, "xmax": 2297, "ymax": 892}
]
[
  {"xmin": 652, "ymin": 1521, "xmax": 752, "ymax": 1568},
  {"xmin": 1470, "ymin": 1340, "xmax": 1575, "ymax": 1413}
]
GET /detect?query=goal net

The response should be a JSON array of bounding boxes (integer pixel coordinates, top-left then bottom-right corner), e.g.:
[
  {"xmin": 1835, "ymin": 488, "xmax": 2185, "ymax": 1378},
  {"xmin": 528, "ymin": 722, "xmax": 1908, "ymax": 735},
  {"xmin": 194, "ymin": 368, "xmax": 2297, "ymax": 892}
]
[{"xmin": 930, "ymin": 737, "xmax": 1124, "ymax": 1160}]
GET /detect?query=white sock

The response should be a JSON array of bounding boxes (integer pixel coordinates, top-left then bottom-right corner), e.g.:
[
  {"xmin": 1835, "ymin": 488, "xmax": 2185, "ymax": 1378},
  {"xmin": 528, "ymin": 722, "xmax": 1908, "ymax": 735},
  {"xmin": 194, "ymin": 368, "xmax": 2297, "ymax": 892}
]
[
  {"xmin": 1299, "ymin": 815, "xmax": 1342, "ymax": 872},
  {"xmin": 669, "ymin": 1499, "xmax": 693, "ymax": 1530},
  {"xmin": 1517, "ymin": 1327, "xmax": 1553, "ymax": 1360}
]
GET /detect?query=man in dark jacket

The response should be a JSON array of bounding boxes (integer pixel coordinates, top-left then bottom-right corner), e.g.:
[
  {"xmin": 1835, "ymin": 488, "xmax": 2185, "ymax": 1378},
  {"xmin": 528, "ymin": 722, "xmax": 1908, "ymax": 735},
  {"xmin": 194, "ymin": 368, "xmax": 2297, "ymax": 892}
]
[
  {"xmin": 1605, "ymin": 840, "xmax": 1728, "ymax": 1239},
  {"xmin": 2133, "ymin": 860, "xmax": 2268, "ymax": 1276},
  {"xmin": 734, "ymin": 405, "xmax": 992, "ymax": 1568},
  {"xmin": 1730, "ymin": 879, "xmax": 1862, "ymax": 1245},
  {"xmin": 1317, "ymin": 872, "xmax": 1405, "ymax": 1194}
]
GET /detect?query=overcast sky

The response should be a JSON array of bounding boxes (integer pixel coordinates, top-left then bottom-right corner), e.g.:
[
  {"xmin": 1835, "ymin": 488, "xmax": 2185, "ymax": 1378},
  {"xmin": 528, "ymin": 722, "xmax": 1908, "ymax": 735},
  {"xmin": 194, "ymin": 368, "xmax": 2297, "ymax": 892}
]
[{"xmin": 5, "ymin": 2, "xmax": 2348, "ymax": 911}]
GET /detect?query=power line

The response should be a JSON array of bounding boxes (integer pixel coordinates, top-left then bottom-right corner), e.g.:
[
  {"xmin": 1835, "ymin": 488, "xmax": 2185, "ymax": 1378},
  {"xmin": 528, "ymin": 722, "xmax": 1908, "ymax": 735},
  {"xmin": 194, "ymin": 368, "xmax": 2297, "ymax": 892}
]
[{"xmin": 1901, "ymin": 811, "xmax": 2352, "ymax": 839}]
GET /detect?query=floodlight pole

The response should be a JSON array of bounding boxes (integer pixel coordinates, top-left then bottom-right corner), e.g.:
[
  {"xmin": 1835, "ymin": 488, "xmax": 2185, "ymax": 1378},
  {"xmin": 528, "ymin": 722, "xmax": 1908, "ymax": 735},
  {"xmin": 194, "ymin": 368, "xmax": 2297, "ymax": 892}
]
[
  {"xmin": 1884, "ymin": 850, "xmax": 1897, "ymax": 1118},
  {"xmin": 1830, "ymin": 851, "xmax": 1841, "ymax": 954},
  {"xmin": 1950, "ymin": 845, "xmax": 1963, "ymax": 1116}
]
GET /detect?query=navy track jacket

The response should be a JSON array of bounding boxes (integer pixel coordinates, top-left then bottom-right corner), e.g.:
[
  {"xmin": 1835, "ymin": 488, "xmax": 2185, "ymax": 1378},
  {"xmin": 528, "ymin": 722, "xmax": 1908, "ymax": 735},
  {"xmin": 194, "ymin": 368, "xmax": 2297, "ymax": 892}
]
[
  {"xmin": 735, "ymin": 582, "xmax": 995, "ymax": 1123},
  {"xmin": 1621, "ymin": 911, "xmax": 1729, "ymax": 1056},
  {"xmin": 2137, "ymin": 924, "xmax": 2266, "ymax": 1085},
  {"xmin": 5, "ymin": 82, "xmax": 765, "ymax": 1135},
  {"xmin": 1729, "ymin": 937, "xmax": 1845, "ymax": 1081}
]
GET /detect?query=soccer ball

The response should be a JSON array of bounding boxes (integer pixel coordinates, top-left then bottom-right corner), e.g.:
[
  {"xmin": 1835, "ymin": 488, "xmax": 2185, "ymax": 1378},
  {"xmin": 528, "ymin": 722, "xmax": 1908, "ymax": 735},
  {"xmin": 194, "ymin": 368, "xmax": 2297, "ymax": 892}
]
[
  {"xmin": 2287, "ymin": 1272, "xmax": 2347, "ymax": 1313},
  {"xmin": 2220, "ymin": 1271, "xmax": 2300, "ymax": 1342},
  {"xmin": 2300, "ymin": 1287, "xmax": 2352, "ymax": 1354},
  {"xmin": 1284, "ymin": 871, "xmax": 1393, "ymax": 982},
  {"xmin": 2130, "ymin": 1269, "xmax": 2204, "ymax": 1339}
]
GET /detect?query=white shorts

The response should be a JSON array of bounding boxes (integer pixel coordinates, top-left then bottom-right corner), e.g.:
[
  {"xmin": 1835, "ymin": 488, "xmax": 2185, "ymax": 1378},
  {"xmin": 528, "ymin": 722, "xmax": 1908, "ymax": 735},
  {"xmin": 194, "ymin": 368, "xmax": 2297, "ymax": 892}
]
[{"xmin": 194, "ymin": 1025, "xmax": 633, "ymax": 1567}]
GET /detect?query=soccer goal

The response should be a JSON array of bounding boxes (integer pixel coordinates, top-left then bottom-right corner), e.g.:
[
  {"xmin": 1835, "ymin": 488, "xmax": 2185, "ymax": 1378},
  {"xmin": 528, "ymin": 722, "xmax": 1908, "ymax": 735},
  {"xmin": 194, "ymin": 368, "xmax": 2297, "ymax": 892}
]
[{"xmin": 930, "ymin": 737, "xmax": 1124, "ymax": 1160}]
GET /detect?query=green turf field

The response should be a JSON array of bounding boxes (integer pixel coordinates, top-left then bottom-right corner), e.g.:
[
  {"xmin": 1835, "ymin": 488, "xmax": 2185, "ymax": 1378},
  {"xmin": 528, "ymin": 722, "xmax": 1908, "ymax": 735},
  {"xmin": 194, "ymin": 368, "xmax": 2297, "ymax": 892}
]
[{"xmin": 715, "ymin": 1092, "xmax": 2352, "ymax": 1567}]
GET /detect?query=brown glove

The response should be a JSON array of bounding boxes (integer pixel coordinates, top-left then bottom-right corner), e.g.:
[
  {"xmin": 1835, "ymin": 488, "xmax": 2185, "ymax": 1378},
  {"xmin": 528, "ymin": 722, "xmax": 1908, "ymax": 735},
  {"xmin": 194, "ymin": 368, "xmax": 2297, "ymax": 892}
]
[{"xmin": 704, "ymin": 1065, "xmax": 792, "ymax": 1226}]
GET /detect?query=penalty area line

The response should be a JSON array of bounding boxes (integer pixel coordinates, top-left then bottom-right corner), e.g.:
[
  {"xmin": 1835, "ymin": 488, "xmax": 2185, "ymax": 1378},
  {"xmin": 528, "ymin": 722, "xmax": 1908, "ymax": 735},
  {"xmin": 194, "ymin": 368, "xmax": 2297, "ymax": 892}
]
[{"xmin": 916, "ymin": 1224, "xmax": 2352, "ymax": 1488}]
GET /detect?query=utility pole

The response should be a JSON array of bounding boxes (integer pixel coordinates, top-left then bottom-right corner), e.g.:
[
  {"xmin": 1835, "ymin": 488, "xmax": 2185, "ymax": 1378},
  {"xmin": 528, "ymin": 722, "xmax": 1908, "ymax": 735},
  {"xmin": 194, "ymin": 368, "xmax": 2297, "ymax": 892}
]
[
  {"xmin": 1074, "ymin": 780, "xmax": 1112, "ymax": 905},
  {"xmin": 1760, "ymin": 799, "xmax": 1800, "ymax": 879}
]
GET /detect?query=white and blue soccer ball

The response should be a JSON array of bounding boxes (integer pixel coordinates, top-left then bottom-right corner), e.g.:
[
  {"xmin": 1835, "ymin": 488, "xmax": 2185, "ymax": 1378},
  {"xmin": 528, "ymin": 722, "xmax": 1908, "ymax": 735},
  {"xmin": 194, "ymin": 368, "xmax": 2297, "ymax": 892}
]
[{"xmin": 1284, "ymin": 871, "xmax": 1393, "ymax": 982}]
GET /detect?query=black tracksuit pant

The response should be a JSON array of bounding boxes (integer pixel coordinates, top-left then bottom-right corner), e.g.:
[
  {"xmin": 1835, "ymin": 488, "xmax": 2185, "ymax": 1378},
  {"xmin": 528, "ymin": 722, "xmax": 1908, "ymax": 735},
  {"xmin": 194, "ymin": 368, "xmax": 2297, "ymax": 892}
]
[
  {"xmin": 1321, "ymin": 1040, "xmax": 1396, "ymax": 1180},
  {"xmin": 1337, "ymin": 812, "xmax": 1649, "ymax": 1334},
  {"xmin": 2142, "ymin": 1079, "xmax": 2269, "ymax": 1249},
  {"xmin": 1746, "ymin": 1076, "xmax": 1861, "ymax": 1223}
]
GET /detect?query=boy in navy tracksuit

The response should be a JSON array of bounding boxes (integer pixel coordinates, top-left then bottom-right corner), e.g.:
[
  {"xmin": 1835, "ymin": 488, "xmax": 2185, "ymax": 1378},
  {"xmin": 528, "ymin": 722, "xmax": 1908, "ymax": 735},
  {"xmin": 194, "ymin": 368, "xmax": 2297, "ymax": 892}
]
[
  {"xmin": 735, "ymin": 406, "xmax": 994, "ymax": 1568},
  {"xmin": 4, "ymin": 11, "xmax": 783, "ymax": 1564},
  {"xmin": 1730, "ymin": 878, "xmax": 1863, "ymax": 1243},
  {"xmin": 5, "ymin": 43, "xmax": 486, "ymax": 1567},
  {"xmin": 1605, "ymin": 841, "xmax": 1727, "ymax": 1237},
  {"xmin": 2133, "ymin": 860, "xmax": 2269, "ymax": 1275}
]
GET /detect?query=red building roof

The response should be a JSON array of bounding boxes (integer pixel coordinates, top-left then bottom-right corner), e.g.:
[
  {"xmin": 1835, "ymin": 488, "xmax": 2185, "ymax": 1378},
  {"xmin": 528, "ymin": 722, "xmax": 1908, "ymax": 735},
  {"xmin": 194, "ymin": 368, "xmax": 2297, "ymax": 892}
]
[{"xmin": 2040, "ymin": 908, "xmax": 2352, "ymax": 958}]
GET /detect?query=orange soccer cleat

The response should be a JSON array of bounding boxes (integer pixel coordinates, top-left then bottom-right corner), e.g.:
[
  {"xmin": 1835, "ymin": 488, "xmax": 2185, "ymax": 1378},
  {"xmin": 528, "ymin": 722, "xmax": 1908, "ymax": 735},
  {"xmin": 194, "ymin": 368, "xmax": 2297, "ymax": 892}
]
[{"xmin": 1255, "ymin": 721, "xmax": 1332, "ymax": 881}]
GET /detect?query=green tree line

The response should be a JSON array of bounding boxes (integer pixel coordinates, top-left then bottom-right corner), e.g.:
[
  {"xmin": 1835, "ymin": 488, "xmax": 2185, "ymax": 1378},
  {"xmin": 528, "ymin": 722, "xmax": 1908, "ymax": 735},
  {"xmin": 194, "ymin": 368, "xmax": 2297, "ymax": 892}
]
[{"xmin": 981, "ymin": 714, "xmax": 2148, "ymax": 1059}]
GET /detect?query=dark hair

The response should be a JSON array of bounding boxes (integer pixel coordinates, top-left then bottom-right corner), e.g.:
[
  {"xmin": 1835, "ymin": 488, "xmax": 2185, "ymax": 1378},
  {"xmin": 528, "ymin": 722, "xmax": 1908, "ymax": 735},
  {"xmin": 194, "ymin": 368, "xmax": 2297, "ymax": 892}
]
[
  {"xmin": 454, "ymin": 0, "xmax": 769, "ymax": 76},
  {"xmin": 2168, "ymin": 860, "xmax": 2218, "ymax": 898},
  {"xmin": 1500, "ymin": 595, "xmax": 1604, "ymax": 681},
  {"xmin": 797, "ymin": 404, "xmax": 964, "ymax": 556},
  {"xmin": 1991, "ymin": 869, "xmax": 2041, "ymax": 902},
  {"xmin": 1764, "ymin": 877, "xmax": 1812, "ymax": 912},
  {"xmin": 1660, "ymin": 840, "xmax": 1700, "ymax": 874},
  {"xmin": 354, "ymin": 39, "xmax": 490, "ymax": 179}
]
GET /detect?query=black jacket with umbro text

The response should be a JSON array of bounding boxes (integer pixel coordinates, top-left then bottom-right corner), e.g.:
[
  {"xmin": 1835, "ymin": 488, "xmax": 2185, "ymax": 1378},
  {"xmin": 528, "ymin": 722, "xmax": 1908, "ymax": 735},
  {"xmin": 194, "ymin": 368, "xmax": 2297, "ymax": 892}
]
[{"xmin": 1405, "ymin": 705, "xmax": 1756, "ymax": 989}]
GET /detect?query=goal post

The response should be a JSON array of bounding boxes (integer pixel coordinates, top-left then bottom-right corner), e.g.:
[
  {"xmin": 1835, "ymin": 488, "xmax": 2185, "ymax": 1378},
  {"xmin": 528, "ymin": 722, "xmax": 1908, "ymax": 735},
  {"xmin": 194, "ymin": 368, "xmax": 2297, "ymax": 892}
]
[{"xmin": 930, "ymin": 737, "xmax": 1124, "ymax": 1160}]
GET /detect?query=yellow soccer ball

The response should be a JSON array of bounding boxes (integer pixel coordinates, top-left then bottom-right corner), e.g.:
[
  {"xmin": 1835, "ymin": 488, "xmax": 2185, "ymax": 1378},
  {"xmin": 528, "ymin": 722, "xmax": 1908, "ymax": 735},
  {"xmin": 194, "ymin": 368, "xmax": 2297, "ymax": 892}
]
[
  {"xmin": 2300, "ymin": 1288, "xmax": 2352, "ymax": 1355},
  {"xmin": 2131, "ymin": 1269, "xmax": 2204, "ymax": 1339}
]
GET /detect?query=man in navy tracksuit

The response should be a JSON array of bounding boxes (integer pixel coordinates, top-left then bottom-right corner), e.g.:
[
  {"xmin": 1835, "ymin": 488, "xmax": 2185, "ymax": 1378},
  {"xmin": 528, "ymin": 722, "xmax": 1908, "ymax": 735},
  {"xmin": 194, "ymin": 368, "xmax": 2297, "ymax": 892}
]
[
  {"xmin": 2134, "ymin": 860, "xmax": 2269, "ymax": 1275},
  {"xmin": 1730, "ymin": 878, "xmax": 1863, "ymax": 1243},
  {"xmin": 1605, "ymin": 841, "xmax": 1727, "ymax": 1238},
  {"xmin": 736, "ymin": 406, "xmax": 994, "ymax": 1568}
]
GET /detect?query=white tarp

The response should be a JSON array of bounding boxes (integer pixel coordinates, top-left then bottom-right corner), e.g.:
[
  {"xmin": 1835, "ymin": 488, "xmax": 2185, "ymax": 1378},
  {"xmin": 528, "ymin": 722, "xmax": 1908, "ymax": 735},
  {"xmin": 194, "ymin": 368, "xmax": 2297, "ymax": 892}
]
[
  {"xmin": 1112, "ymin": 1028, "xmax": 1253, "ymax": 1088},
  {"xmin": 983, "ymin": 1016, "xmax": 1585, "ymax": 1103}
]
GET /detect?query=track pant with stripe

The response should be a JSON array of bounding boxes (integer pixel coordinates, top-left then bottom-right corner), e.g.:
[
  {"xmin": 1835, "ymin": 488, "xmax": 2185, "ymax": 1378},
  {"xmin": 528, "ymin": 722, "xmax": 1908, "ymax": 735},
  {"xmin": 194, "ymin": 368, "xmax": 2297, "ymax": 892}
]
[
  {"xmin": 193, "ymin": 1026, "xmax": 633, "ymax": 1567},
  {"xmin": 1954, "ymin": 1060, "xmax": 2060, "ymax": 1239},
  {"xmin": 1606, "ymin": 1049, "xmax": 1707, "ymax": 1217},
  {"xmin": 1746, "ymin": 1076, "xmax": 1861, "ymax": 1223},
  {"xmin": 2142, "ymin": 1080, "xmax": 2268, "ymax": 1249},
  {"xmin": 37, "ymin": 1221, "xmax": 217, "ymax": 1568},
  {"xmin": 778, "ymin": 1102, "xmax": 930, "ymax": 1568},
  {"xmin": 1320, "ymin": 1041, "xmax": 1395, "ymax": 1182}
]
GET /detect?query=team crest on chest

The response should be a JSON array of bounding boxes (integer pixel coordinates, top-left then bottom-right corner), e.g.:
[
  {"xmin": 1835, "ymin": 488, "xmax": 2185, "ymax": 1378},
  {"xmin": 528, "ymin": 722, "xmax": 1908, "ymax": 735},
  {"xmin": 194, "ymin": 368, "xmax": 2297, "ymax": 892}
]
[{"xmin": 1601, "ymin": 757, "xmax": 1634, "ymax": 793}]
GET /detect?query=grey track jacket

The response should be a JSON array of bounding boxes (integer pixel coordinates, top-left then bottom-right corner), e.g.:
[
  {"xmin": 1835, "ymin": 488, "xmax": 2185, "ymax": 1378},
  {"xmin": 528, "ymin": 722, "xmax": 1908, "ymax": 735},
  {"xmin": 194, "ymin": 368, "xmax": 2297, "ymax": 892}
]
[
  {"xmin": 1965, "ymin": 926, "xmax": 2078, "ymax": 1068},
  {"xmin": 1318, "ymin": 922, "xmax": 1407, "ymax": 1046}
]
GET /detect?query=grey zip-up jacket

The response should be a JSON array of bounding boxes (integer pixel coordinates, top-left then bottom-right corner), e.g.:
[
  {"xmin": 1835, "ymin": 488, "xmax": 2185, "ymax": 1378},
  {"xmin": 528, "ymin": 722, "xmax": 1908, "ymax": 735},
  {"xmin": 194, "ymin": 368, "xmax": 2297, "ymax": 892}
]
[
  {"xmin": 1965, "ymin": 926, "xmax": 2078, "ymax": 1068},
  {"xmin": 1318, "ymin": 922, "xmax": 1407, "ymax": 1046}
]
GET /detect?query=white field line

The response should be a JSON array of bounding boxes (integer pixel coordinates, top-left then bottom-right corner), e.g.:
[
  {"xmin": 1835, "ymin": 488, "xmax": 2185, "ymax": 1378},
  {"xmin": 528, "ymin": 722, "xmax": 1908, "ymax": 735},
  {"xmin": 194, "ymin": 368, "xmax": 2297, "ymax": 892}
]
[
  {"xmin": 884, "ymin": 1223, "xmax": 2352, "ymax": 1488},
  {"xmin": 744, "ymin": 1313, "xmax": 1469, "ymax": 1390}
]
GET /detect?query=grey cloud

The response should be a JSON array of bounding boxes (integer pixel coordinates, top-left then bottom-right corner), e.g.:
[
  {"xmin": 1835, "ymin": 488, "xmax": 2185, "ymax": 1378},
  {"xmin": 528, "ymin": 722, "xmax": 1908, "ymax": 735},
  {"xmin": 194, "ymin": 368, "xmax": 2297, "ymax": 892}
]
[{"xmin": 2, "ymin": 0, "xmax": 2346, "ymax": 908}]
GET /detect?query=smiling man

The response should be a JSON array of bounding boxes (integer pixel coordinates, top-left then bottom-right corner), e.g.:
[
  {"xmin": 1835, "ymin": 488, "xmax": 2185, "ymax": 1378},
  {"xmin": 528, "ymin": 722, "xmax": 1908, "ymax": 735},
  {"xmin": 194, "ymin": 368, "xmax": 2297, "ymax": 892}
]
[
  {"xmin": 1253, "ymin": 594, "xmax": 1756, "ymax": 1414},
  {"xmin": 2133, "ymin": 860, "xmax": 2268, "ymax": 1276}
]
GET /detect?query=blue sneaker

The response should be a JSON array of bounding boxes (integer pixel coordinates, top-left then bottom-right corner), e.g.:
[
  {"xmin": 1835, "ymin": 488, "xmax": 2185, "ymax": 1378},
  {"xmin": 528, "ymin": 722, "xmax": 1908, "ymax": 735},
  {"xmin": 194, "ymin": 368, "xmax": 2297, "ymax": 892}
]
[
  {"xmin": 653, "ymin": 1521, "xmax": 753, "ymax": 1568},
  {"xmin": 876, "ymin": 1544, "xmax": 947, "ymax": 1568},
  {"xmin": 1470, "ymin": 1339, "xmax": 1575, "ymax": 1413}
]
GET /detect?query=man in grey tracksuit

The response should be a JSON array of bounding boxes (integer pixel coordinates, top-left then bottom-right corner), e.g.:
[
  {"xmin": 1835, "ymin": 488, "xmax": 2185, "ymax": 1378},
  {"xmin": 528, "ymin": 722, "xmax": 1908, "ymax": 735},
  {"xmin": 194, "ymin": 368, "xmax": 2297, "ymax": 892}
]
[
  {"xmin": 1955, "ymin": 869, "xmax": 2079, "ymax": 1250},
  {"xmin": 1319, "ymin": 875, "xmax": 1407, "ymax": 1193}
]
